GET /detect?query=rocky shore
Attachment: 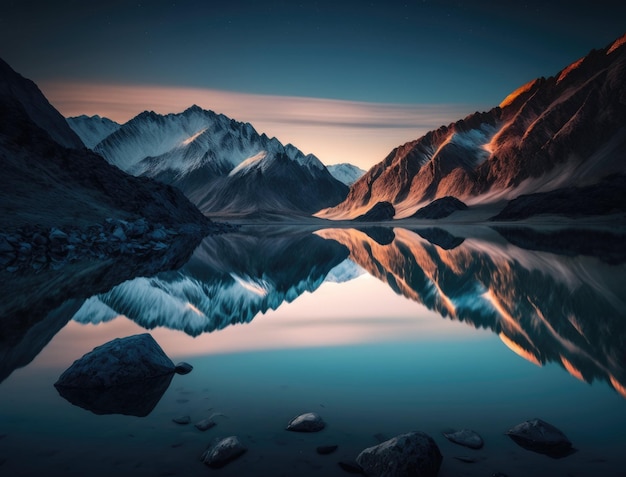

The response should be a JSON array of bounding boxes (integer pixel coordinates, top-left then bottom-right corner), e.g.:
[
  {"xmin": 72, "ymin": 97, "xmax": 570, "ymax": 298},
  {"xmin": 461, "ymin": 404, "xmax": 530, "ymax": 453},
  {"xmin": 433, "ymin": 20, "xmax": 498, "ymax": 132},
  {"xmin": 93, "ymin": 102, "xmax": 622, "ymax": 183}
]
[{"xmin": 0, "ymin": 217, "xmax": 234, "ymax": 274}]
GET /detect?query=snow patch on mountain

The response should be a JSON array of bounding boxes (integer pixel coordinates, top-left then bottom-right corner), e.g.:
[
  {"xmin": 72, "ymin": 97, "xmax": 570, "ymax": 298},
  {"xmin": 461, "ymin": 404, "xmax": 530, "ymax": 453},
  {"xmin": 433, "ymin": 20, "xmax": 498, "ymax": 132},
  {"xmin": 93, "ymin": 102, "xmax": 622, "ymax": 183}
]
[
  {"xmin": 327, "ymin": 163, "xmax": 366, "ymax": 185},
  {"xmin": 324, "ymin": 258, "xmax": 366, "ymax": 283},
  {"xmin": 228, "ymin": 151, "xmax": 268, "ymax": 176},
  {"xmin": 67, "ymin": 115, "xmax": 121, "ymax": 149}
]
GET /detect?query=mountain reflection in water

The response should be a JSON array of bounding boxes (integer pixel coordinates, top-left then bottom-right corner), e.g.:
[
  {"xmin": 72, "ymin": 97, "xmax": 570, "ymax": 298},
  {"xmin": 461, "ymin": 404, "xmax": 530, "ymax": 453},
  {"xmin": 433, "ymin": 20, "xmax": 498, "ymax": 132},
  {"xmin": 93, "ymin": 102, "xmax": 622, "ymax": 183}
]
[
  {"xmin": 317, "ymin": 226, "xmax": 626, "ymax": 399},
  {"xmin": 70, "ymin": 225, "xmax": 626, "ymax": 399}
]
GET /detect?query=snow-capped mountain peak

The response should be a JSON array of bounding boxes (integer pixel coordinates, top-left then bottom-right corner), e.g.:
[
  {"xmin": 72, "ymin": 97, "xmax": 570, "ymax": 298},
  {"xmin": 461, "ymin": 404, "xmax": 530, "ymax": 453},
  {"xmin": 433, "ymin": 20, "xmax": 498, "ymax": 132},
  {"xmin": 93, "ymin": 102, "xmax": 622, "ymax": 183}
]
[
  {"xmin": 327, "ymin": 163, "xmax": 367, "ymax": 186},
  {"xmin": 66, "ymin": 114, "xmax": 121, "ymax": 149},
  {"xmin": 67, "ymin": 105, "xmax": 349, "ymax": 216}
]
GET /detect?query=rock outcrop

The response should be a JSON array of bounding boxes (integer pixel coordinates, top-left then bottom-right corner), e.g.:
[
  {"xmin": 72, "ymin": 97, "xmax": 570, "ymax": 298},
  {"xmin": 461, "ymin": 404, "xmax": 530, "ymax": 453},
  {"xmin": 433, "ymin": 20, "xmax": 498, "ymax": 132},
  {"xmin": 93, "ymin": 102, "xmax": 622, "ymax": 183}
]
[{"xmin": 356, "ymin": 431, "xmax": 443, "ymax": 477}]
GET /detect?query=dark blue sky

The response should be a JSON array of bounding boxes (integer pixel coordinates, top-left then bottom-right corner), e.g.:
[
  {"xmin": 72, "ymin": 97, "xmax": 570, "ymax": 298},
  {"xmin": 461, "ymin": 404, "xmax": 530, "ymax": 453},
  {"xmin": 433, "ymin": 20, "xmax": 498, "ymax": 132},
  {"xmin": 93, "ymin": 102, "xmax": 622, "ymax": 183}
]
[
  {"xmin": 1, "ymin": 1, "xmax": 625, "ymax": 167},
  {"xmin": 2, "ymin": 0, "xmax": 625, "ymax": 106}
]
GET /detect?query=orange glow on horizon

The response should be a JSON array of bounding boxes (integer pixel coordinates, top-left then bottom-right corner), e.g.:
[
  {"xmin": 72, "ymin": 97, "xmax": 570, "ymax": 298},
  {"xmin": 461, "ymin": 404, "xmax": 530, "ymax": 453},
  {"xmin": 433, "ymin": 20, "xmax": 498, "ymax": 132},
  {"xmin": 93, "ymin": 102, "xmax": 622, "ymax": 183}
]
[{"xmin": 40, "ymin": 81, "xmax": 476, "ymax": 170}]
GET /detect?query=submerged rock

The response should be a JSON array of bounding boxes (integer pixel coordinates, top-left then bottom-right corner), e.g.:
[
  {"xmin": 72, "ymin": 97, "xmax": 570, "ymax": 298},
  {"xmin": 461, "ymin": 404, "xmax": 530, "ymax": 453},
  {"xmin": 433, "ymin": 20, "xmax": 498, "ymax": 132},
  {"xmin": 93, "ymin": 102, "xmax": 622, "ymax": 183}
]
[
  {"xmin": 200, "ymin": 436, "xmax": 247, "ymax": 468},
  {"xmin": 356, "ymin": 431, "xmax": 442, "ymax": 477},
  {"xmin": 442, "ymin": 429, "xmax": 484, "ymax": 449},
  {"xmin": 56, "ymin": 374, "xmax": 173, "ymax": 417},
  {"xmin": 338, "ymin": 460, "xmax": 364, "ymax": 474},
  {"xmin": 316, "ymin": 444, "xmax": 338, "ymax": 455},
  {"xmin": 175, "ymin": 362, "xmax": 193, "ymax": 374},
  {"xmin": 195, "ymin": 418, "xmax": 216, "ymax": 431},
  {"xmin": 54, "ymin": 333, "xmax": 175, "ymax": 388},
  {"xmin": 173, "ymin": 415, "xmax": 191, "ymax": 425},
  {"xmin": 506, "ymin": 418, "xmax": 574, "ymax": 458},
  {"xmin": 286, "ymin": 412, "xmax": 326, "ymax": 432}
]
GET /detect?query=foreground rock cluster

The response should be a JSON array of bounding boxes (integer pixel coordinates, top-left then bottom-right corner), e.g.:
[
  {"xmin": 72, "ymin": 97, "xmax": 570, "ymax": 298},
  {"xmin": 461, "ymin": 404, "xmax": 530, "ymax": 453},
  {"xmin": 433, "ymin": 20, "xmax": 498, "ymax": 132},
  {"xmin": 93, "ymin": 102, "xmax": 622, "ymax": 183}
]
[
  {"xmin": 0, "ymin": 217, "xmax": 229, "ymax": 273},
  {"xmin": 54, "ymin": 333, "xmax": 576, "ymax": 475}
]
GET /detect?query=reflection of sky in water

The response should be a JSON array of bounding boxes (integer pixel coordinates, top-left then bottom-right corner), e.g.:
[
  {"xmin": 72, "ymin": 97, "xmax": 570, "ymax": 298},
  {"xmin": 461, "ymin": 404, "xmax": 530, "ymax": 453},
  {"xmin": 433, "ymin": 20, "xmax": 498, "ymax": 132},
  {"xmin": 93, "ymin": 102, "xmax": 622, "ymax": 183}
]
[
  {"xmin": 1, "ymin": 226, "xmax": 626, "ymax": 476},
  {"xmin": 33, "ymin": 272, "xmax": 482, "ymax": 368}
]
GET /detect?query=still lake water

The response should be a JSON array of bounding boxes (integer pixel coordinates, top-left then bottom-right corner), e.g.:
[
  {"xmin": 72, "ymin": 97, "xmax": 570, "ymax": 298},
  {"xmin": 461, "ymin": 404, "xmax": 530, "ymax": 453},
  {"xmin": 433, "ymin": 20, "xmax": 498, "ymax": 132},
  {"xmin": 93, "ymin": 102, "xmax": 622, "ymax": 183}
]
[{"xmin": 1, "ymin": 225, "xmax": 625, "ymax": 476}]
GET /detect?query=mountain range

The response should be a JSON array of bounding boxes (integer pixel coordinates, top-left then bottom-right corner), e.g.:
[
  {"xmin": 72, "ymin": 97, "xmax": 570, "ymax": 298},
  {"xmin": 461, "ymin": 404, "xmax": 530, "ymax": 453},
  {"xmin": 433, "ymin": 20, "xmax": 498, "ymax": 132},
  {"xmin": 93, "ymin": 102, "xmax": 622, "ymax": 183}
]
[
  {"xmin": 68, "ymin": 107, "xmax": 349, "ymax": 217},
  {"xmin": 320, "ymin": 33, "xmax": 626, "ymax": 219},
  {"xmin": 0, "ymin": 58, "xmax": 210, "ymax": 231}
]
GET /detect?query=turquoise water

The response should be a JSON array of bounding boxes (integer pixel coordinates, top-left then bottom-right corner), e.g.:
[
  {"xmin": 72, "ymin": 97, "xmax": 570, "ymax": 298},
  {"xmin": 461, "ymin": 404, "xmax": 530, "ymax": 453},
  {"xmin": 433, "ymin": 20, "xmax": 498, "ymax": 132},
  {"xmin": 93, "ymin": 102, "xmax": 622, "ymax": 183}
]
[{"xmin": 1, "ymin": 226, "xmax": 625, "ymax": 476}]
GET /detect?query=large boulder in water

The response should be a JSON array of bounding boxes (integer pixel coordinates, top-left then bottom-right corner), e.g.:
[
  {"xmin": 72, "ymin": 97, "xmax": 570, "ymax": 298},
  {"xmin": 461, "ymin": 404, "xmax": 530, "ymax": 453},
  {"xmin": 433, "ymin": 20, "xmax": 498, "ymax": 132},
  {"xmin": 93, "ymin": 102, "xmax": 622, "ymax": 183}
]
[
  {"xmin": 356, "ymin": 431, "xmax": 442, "ymax": 477},
  {"xmin": 54, "ymin": 333, "xmax": 175, "ymax": 388},
  {"xmin": 506, "ymin": 418, "xmax": 575, "ymax": 458}
]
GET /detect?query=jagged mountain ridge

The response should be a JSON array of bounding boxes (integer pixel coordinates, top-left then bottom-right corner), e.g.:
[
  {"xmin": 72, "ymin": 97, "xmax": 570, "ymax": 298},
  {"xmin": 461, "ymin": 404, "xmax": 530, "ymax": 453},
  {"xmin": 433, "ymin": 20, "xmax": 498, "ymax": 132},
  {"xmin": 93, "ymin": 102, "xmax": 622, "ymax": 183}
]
[
  {"xmin": 66, "ymin": 115, "xmax": 121, "ymax": 149},
  {"xmin": 69, "ymin": 106, "xmax": 348, "ymax": 216},
  {"xmin": 321, "ymin": 33, "xmax": 626, "ymax": 219}
]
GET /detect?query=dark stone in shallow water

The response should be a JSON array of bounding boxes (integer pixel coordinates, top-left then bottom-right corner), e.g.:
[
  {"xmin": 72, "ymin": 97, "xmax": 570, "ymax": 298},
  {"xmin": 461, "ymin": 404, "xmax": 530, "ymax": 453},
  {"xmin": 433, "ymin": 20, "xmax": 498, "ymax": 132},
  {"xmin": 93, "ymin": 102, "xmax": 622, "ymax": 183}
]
[
  {"xmin": 506, "ymin": 418, "xmax": 575, "ymax": 458},
  {"xmin": 356, "ymin": 431, "xmax": 442, "ymax": 477},
  {"xmin": 338, "ymin": 460, "xmax": 364, "ymax": 474},
  {"xmin": 316, "ymin": 445, "xmax": 338, "ymax": 455},
  {"xmin": 54, "ymin": 334, "xmax": 176, "ymax": 416},
  {"xmin": 286, "ymin": 412, "xmax": 325, "ymax": 432},
  {"xmin": 55, "ymin": 374, "xmax": 173, "ymax": 417},
  {"xmin": 442, "ymin": 428, "xmax": 484, "ymax": 449},
  {"xmin": 54, "ymin": 333, "xmax": 175, "ymax": 388},
  {"xmin": 195, "ymin": 418, "xmax": 216, "ymax": 431},
  {"xmin": 174, "ymin": 362, "xmax": 193, "ymax": 374},
  {"xmin": 200, "ymin": 436, "xmax": 247, "ymax": 468},
  {"xmin": 173, "ymin": 415, "xmax": 191, "ymax": 425}
]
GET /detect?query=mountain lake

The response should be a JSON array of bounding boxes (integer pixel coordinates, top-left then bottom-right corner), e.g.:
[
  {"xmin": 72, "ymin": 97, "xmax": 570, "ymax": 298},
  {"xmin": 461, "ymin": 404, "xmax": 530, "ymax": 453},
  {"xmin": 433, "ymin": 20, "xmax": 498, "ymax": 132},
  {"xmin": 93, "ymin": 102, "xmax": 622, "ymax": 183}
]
[{"xmin": 1, "ymin": 224, "xmax": 625, "ymax": 477}]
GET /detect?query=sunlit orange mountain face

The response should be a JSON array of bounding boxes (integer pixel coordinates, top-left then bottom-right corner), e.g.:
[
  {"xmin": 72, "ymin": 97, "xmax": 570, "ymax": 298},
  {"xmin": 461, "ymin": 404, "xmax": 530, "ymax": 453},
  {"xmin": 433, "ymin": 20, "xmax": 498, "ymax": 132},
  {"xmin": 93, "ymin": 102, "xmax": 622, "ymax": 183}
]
[
  {"xmin": 320, "ymin": 34, "xmax": 626, "ymax": 219},
  {"xmin": 317, "ymin": 227, "xmax": 626, "ymax": 398}
]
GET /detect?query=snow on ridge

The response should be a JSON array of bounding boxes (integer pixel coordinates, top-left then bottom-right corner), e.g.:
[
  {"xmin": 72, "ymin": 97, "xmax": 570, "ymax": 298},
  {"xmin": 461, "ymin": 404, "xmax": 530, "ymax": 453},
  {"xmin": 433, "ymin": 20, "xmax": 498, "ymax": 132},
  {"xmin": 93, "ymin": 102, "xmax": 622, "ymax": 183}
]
[
  {"xmin": 327, "ymin": 163, "xmax": 366, "ymax": 185},
  {"xmin": 181, "ymin": 128, "xmax": 208, "ymax": 146},
  {"xmin": 228, "ymin": 151, "xmax": 268, "ymax": 176}
]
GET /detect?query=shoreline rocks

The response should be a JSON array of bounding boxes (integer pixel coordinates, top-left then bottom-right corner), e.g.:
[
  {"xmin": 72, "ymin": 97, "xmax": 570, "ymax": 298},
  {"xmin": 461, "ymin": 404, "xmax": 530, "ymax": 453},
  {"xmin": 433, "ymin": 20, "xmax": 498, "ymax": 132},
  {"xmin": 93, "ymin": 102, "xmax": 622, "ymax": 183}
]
[{"xmin": 0, "ymin": 217, "xmax": 235, "ymax": 274}]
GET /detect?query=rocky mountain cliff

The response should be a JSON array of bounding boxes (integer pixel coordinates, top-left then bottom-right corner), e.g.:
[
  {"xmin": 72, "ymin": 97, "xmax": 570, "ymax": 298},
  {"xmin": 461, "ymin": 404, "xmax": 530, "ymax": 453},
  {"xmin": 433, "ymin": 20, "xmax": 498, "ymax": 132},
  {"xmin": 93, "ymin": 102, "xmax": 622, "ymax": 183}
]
[
  {"xmin": 321, "ymin": 33, "xmax": 626, "ymax": 219},
  {"xmin": 0, "ymin": 58, "xmax": 213, "ymax": 231},
  {"xmin": 69, "ymin": 106, "xmax": 349, "ymax": 216}
]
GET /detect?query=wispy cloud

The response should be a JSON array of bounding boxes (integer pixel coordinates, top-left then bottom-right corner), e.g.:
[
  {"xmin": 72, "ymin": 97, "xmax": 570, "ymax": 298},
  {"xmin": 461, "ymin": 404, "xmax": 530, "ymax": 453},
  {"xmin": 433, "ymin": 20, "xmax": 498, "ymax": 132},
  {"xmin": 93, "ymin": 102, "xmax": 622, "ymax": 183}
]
[{"xmin": 41, "ymin": 81, "xmax": 483, "ymax": 169}]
